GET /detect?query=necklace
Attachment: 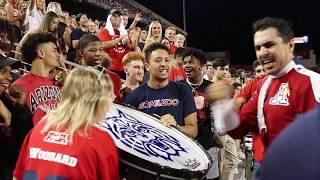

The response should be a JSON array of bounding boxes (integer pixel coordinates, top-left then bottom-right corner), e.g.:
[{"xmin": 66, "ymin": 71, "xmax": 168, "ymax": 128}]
[
  {"xmin": 186, "ymin": 78, "xmax": 203, "ymax": 91},
  {"xmin": 146, "ymin": 82, "xmax": 170, "ymax": 115}
]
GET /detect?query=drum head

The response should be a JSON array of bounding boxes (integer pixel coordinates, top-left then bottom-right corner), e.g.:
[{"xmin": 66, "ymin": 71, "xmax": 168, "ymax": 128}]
[{"xmin": 97, "ymin": 104, "xmax": 212, "ymax": 179}]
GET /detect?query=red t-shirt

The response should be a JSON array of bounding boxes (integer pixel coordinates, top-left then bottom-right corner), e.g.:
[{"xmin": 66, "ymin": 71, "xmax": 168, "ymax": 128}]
[
  {"xmin": 13, "ymin": 120, "xmax": 119, "ymax": 180},
  {"xmin": 12, "ymin": 73, "xmax": 61, "ymax": 125},
  {"xmin": 168, "ymin": 65, "xmax": 186, "ymax": 81},
  {"xmin": 107, "ymin": 70, "xmax": 122, "ymax": 97},
  {"xmin": 169, "ymin": 45, "xmax": 177, "ymax": 55},
  {"xmin": 236, "ymin": 76, "xmax": 265, "ymax": 162},
  {"xmin": 99, "ymin": 28, "xmax": 130, "ymax": 71}
]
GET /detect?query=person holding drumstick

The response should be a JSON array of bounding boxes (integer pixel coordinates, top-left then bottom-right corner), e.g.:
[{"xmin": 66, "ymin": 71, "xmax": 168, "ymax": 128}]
[
  {"xmin": 13, "ymin": 67, "xmax": 119, "ymax": 180},
  {"xmin": 125, "ymin": 42, "xmax": 198, "ymax": 138}
]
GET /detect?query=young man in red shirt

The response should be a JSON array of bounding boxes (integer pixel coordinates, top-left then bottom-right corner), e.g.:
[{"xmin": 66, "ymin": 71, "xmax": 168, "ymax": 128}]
[
  {"xmin": 12, "ymin": 33, "xmax": 61, "ymax": 125},
  {"xmin": 236, "ymin": 60, "xmax": 266, "ymax": 174},
  {"xmin": 99, "ymin": 9, "xmax": 134, "ymax": 80},
  {"xmin": 77, "ymin": 34, "xmax": 122, "ymax": 97},
  {"xmin": 168, "ymin": 47, "xmax": 186, "ymax": 81}
]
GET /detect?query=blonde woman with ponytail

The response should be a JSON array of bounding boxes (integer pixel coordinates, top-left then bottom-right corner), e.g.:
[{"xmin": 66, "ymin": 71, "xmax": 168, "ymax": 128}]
[{"xmin": 13, "ymin": 67, "xmax": 119, "ymax": 180}]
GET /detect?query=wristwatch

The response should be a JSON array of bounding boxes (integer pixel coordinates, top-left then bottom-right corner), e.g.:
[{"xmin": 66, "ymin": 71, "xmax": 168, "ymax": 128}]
[{"xmin": 176, "ymin": 124, "xmax": 182, "ymax": 131}]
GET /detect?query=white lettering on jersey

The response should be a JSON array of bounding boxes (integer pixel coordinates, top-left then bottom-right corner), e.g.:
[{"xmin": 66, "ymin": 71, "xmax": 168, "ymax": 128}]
[
  {"xmin": 29, "ymin": 147, "xmax": 78, "ymax": 167},
  {"xmin": 138, "ymin": 99, "xmax": 179, "ymax": 109},
  {"xmin": 44, "ymin": 131, "xmax": 69, "ymax": 145},
  {"xmin": 269, "ymin": 83, "xmax": 290, "ymax": 106}
]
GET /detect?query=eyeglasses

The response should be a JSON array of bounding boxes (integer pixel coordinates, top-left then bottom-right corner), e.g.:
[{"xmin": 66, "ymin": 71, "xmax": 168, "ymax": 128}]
[{"xmin": 256, "ymin": 69, "xmax": 265, "ymax": 73}]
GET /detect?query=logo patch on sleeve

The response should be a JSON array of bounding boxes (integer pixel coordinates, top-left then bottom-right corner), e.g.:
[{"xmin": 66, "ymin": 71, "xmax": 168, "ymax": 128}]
[{"xmin": 44, "ymin": 131, "xmax": 70, "ymax": 145}]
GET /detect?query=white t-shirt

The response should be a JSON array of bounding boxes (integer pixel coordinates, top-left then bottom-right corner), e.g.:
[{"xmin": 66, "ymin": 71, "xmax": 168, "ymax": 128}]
[{"xmin": 24, "ymin": 7, "xmax": 44, "ymax": 32}]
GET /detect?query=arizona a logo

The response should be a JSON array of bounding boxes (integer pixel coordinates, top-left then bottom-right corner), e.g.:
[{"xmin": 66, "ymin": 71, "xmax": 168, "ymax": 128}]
[{"xmin": 269, "ymin": 83, "xmax": 290, "ymax": 106}]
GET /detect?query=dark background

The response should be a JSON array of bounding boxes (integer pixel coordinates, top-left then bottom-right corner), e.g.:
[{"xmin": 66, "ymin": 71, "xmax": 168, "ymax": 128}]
[{"xmin": 52, "ymin": 0, "xmax": 320, "ymax": 65}]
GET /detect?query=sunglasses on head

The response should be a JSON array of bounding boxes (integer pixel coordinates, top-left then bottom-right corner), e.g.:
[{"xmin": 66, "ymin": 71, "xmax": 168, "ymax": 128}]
[{"xmin": 94, "ymin": 65, "xmax": 106, "ymax": 79}]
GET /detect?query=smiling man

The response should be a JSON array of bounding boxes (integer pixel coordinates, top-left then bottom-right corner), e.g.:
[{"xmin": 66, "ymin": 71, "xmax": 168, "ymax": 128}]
[
  {"xmin": 179, "ymin": 47, "xmax": 221, "ymax": 180},
  {"xmin": 206, "ymin": 17, "xmax": 320, "ymax": 165},
  {"xmin": 115, "ymin": 51, "xmax": 145, "ymax": 103},
  {"xmin": 125, "ymin": 42, "xmax": 198, "ymax": 138}
]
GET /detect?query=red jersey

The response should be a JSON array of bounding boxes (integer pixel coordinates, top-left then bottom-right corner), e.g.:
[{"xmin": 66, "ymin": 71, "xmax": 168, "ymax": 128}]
[
  {"xmin": 13, "ymin": 120, "xmax": 119, "ymax": 180},
  {"xmin": 237, "ymin": 76, "xmax": 264, "ymax": 101},
  {"xmin": 107, "ymin": 70, "xmax": 122, "ymax": 97},
  {"xmin": 99, "ymin": 28, "xmax": 130, "ymax": 71},
  {"xmin": 229, "ymin": 61, "xmax": 320, "ymax": 147},
  {"xmin": 12, "ymin": 73, "xmax": 61, "ymax": 125},
  {"xmin": 168, "ymin": 65, "xmax": 186, "ymax": 81},
  {"xmin": 169, "ymin": 45, "xmax": 177, "ymax": 55},
  {"xmin": 236, "ymin": 76, "xmax": 265, "ymax": 162}
]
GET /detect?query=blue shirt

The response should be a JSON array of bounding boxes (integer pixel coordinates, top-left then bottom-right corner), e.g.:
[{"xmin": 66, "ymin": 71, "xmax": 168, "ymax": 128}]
[
  {"xmin": 125, "ymin": 81, "xmax": 196, "ymax": 125},
  {"xmin": 257, "ymin": 104, "xmax": 320, "ymax": 180}
]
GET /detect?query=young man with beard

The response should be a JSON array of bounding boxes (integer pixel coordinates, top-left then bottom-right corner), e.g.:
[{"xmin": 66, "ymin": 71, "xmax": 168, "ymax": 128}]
[
  {"xmin": 11, "ymin": 32, "xmax": 61, "ymax": 125},
  {"xmin": 211, "ymin": 57, "xmax": 230, "ymax": 83},
  {"xmin": 125, "ymin": 42, "xmax": 198, "ymax": 138},
  {"xmin": 115, "ymin": 51, "xmax": 144, "ymax": 103},
  {"xmin": 179, "ymin": 47, "xmax": 221, "ymax": 180},
  {"xmin": 77, "ymin": 34, "xmax": 122, "ymax": 97},
  {"xmin": 207, "ymin": 17, "xmax": 320, "ymax": 175}
]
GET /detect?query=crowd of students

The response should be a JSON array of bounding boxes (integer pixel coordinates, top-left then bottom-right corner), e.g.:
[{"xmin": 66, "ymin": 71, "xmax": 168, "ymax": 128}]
[{"xmin": 1, "ymin": 1, "xmax": 320, "ymax": 180}]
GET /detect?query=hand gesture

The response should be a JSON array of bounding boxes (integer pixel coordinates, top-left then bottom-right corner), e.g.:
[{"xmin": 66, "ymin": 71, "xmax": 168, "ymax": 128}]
[
  {"xmin": 6, "ymin": 86, "xmax": 26, "ymax": 105},
  {"xmin": 160, "ymin": 114, "xmax": 177, "ymax": 127},
  {"xmin": 206, "ymin": 80, "xmax": 234, "ymax": 102},
  {"xmin": 134, "ymin": 13, "xmax": 142, "ymax": 22}
]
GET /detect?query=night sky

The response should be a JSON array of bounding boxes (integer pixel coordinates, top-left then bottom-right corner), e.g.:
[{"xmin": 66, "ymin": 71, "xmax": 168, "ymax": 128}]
[{"xmin": 135, "ymin": 0, "xmax": 320, "ymax": 65}]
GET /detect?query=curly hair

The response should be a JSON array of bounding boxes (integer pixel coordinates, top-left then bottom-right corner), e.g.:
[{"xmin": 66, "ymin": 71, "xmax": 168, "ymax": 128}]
[
  {"xmin": 20, "ymin": 32, "xmax": 58, "ymax": 64},
  {"xmin": 182, "ymin": 47, "xmax": 207, "ymax": 66}
]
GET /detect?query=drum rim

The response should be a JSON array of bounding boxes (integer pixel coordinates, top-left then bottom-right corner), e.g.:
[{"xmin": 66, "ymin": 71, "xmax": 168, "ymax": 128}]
[
  {"xmin": 105, "ymin": 103, "xmax": 213, "ymax": 178},
  {"xmin": 119, "ymin": 149, "xmax": 209, "ymax": 179}
]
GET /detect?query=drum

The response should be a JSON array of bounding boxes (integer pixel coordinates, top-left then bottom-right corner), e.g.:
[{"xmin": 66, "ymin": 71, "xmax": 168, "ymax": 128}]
[{"xmin": 96, "ymin": 104, "xmax": 212, "ymax": 180}]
